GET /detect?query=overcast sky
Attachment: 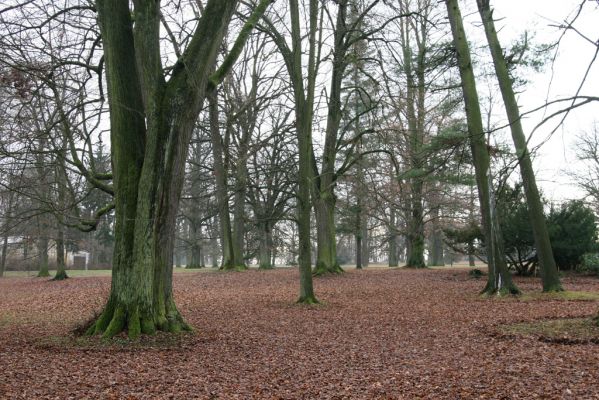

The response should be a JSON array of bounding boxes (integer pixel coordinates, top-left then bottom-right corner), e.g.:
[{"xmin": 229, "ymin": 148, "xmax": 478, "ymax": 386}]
[{"xmin": 461, "ymin": 0, "xmax": 599, "ymax": 203}]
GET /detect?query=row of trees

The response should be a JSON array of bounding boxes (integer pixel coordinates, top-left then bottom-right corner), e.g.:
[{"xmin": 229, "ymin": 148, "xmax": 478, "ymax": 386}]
[{"xmin": 0, "ymin": 0, "xmax": 597, "ymax": 336}]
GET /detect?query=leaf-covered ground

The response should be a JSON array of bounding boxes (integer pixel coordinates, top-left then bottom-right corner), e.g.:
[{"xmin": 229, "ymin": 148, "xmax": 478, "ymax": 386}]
[{"xmin": 1, "ymin": 267, "xmax": 598, "ymax": 399}]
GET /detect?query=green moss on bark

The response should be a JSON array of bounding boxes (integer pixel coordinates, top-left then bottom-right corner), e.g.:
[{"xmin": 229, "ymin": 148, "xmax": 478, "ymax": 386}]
[
  {"xmin": 52, "ymin": 270, "xmax": 69, "ymax": 281},
  {"xmin": 313, "ymin": 261, "xmax": 343, "ymax": 276}
]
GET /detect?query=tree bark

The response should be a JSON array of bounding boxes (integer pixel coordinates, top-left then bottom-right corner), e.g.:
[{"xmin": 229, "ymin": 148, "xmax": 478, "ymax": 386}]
[
  {"xmin": 37, "ymin": 233, "xmax": 50, "ymax": 278},
  {"xmin": 388, "ymin": 208, "xmax": 399, "ymax": 267},
  {"xmin": 187, "ymin": 221, "xmax": 204, "ymax": 269},
  {"xmin": 428, "ymin": 207, "xmax": 445, "ymax": 267},
  {"xmin": 208, "ymin": 90, "xmax": 245, "ymax": 271},
  {"xmin": 445, "ymin": 0, "xmax": 519, "ymax": 295},
  {"xmin": 87, "ymin": 0, "xmax": 253, "ymax": 338},
  {"xmin": 0, "ymin": 191, "xmax": 15, "ymax": 277},
  {"xmin": 477, "ymin": 0, "xmax": 562, "ymax": 292},
  {"xmin": 313, "ymin": 196, "xmax": 343, "ymax": 275},
  {"xmin": 258, "ymin": 221, "xmax": 274, "ymax": 269}
]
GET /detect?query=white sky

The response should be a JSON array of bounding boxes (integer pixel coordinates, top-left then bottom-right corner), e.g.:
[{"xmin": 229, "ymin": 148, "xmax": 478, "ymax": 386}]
[{"xmin": 461, "ymin": 0, "xmax": 599, "ymax": 203}]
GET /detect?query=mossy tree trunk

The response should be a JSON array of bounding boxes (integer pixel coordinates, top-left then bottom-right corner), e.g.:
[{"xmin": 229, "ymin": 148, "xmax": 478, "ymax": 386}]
[
  {"xmin": 309, "ymin": 1, "xmax": 349, "ymax": 276},
  {"xmin": 289, "ymin": 0, "xmax": 319, "ymax": 302},
  {"xmin": 388, "ymin": 208, "xmax": 399, "ymax": 267},
  {"xmin": 87, "ymin": 0, "xmax": 270, "ymax": 338},
  {"xmin": 258, "ymin": 221, "xmax": 274, "ymax": 269},
  {"xmin": 53, "ymin": 143, "xmax": 69, "ymax": 281},
  {"xmin": 0, "ymin": 190, "xmax": 15, "ymax": 278},
  {"xmin": 445, "ymin": 0, "xmax": 519, "ymax": 295},
  {"xmin": 477, "ymin": 0, "xmax": 562, "ymax": 292},
  {"xmin": 186, "ymin": 221, "xmax": 204, "ymax": 269},
  {"xmin": 399, "ymin": 8, "xmax": 428, "ymax": 269},
  {"xmin": 428, "ymin": 206, "xmax": 444, "ymax": 267},
  {"xmin": 313, "ymin": 196, "xmax": 343, "ymax": 275},
  {"xmin": 0, "ymin": 234, "xmax": 7, "ymax": 277},
  {"xmin": 37, "ymin": 233, "xmax": 50, "ymax": 277},
  {"xmin": 208, "ymin": 90, "xmax": 245, "ymax": 271},
  {"xmin": 231, "ymin": 133, "xmax": 249, "ymax": 269},
  {"xmin": 53, "ymin": 226, "xmax": 68, "ymax": 280}
]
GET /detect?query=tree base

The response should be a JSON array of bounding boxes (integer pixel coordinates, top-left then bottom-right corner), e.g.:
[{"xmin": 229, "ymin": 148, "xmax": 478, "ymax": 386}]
[
  {"xmin": 52, "ymin": 270, "xmax": 69, "ymax": 281},
  {"xmin": 541, "ymin": 283, "xmax": 564, "ymax": 293},
  {"xmin": 37, "ymin": 269, "xmax": 50, "ymax": 278},
  {"xmin": 312, "ymin": 261, "xmax": 344, "ymax": 276},
  {"xmin": 186, "ymin": 264, "xmax": 205, "ymax": 269},
  {"xmin": 85, "ymin": 299, "xmax": 192, "ymax": 339},
  {"xmin": 258, "ymin": 264, "xmax": 274, "ymax": 270},
  {"xmin": 480, "ymin": 282, "xmax": 521, "ymax": 296},
  {"xmin": 220, "ymin": 264, "xmax": 248, "ymax": 271},
  {"xmin": 404, "ymin": 264, "xmax": 427, "ymax": 269},
  {"xmin": 297, "ymin": 295, "xmax": 319, "ymax": 304}
]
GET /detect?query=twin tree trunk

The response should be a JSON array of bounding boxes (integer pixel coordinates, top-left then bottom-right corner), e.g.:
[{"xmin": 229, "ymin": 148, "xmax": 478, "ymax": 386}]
[
  {"xmin": 477, "ymin": 0, "xmax": 562, "ymax": 292},
  {"xmin": 87, "ymin": 0, "xmax": 263, "ymax": 338},
  {"xmin": 313, "ymin": 196, "xmax": 343, "ymax": 275},
  {"xmin": 258, "ymin": 221, "xmax": 274, "ymax": 269},
  {"xmin": 208, "ymin": 90, "xmax": 246, "ymax": 271},
  {"xmin": 187, "ymin": 221, "xmax": 204, "ymax": 269},
  {"xmin": 445, "ymin": 0, "xmax": 519, "ymax": 295},
  {"xmin": 37, "ymin": 234, "xmax": 50, "ymax": 278}
]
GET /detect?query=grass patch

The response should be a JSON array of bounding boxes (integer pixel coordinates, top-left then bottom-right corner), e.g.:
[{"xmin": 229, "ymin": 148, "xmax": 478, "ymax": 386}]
[
  {"xmin": 499, "ymin": 317, "xmax": 599, "ymax": 344},
  {"xmin": 517, "ymin": 291, "xmax": 599, "ymax": 302}
]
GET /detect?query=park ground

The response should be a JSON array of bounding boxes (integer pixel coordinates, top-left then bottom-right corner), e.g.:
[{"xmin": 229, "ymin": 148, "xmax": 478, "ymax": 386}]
[{"xmin": 1, "ymin": 266, "xmax": 599, "ymax": 399}]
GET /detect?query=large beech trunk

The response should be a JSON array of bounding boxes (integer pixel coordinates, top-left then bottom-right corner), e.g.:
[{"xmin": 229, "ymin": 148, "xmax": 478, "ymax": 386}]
[
  {"xmin": 208, "ymin": 90, "xmax": 244, "ymax": 270},
  {"xmin": 313, "ymin": 196, "xmax": 343, "ymax": 275},
  {"xmin": 37, "ymin": 234, "xmax": 50, "ymax": 278},
  {"xmin": 258, "ymin": 221, "xmax": 274, "ymax": 269},
  {"xmin": 87, "ymin": 0, "xmax": 262, "ymax": 338},
  {"xmin": 445, "ymin": 0, "xmax": 519, "ymax": 295}
]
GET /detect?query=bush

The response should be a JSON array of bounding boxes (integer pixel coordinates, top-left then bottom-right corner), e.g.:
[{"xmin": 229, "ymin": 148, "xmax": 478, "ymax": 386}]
[
  {"xmin": 581, "ymin": 253, "xmax": 599, "ymax": 276},
  {"xmin": 547, "ymin": 200, "xmax": 598, "ymax": 271},
  {"xmin": 446, "ymin": 186, "xmax": 599, "ymax": 274}
]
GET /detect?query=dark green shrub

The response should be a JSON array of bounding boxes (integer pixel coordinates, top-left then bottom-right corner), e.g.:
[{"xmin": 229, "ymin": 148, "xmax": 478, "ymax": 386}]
[{"xmin": 547, "ymin": 200, "xmax": 598, "ymax": 270}]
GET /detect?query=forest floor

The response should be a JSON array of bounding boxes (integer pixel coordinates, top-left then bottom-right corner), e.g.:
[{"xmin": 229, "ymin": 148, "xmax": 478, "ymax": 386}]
[{"xmin": 1, "ymin": 267, "xmax": 598, "ymax": 399}]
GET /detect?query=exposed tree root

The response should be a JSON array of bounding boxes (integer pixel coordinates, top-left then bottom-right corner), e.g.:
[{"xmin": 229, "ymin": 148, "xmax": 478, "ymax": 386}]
[
  {"xmin": 220, "ymin": 264, "xmax": 248, "ymax": 272},
  {"xmin": 312, "ymin": 261, "xmax": 343, "ymax": 276},
  {"xmin": 85, "ymin": 299, "xmax": 192, "ymax": 339},
  {"xmin": 37, "ymin": 268, "xmax": 50, "ymax": 278},
  {"xmin": 297, "ymin": 295, "xmax": 319, "ymax": 304},
  {"xmin": 52, "ymin": 270, "xmax": 69, "ymax": 281}
]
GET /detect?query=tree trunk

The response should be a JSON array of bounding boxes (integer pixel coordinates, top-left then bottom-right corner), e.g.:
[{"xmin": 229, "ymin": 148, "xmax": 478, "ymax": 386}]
[
  {"xmin": 406, "ymin": 192, "xmax": 426, "ymax": 268},
  {"xmin": 0, "ymin": 234, "xmax": 8, "ymax": 277},
  {"xmin": 387, "ymin": 208, "xmax": 398, "ymax": 267},
  {"xmin": 53, "ymin": 144, "xmax": 69, "ymax": 281},
  {"xmin": 428, "ymin": 207, "xmax": 444, "ymax": 267},
  {"xmin": 37, "ymin": 234, "xmax": 50, "ymax": 278},
  {"xmin": 0, "ymin": 191, "xmax": 15, "ymax": 277},
  {"xmin": 258, "ymin": 221, "xmax": 274, "ymax": 269},
  {"xmin": 53, "ymin": 225, "xmax": 68, "ymax": 280},
  {"xmin": 87, "ymin": 0, "xmax": 242, "ymax": 338},
  {"xmin": 445, "ymin": 0, "xmax": 519, "ymax": 295},
  {"xmin": 286, "ymin": 0, "xmax": 318, "ymax": 303},
  {"xmin": 187, "ymin": 221, "xmax": 204, "ymax": 269},
  {"xmin": 313, "ymin": 196, "xmax": 343, "ymax": 275},
  {"xmin": 477, "ymin": 0, "xmax": 562, "ymax": 292},
  {"xmin": 208, "ymin": 90, "xmax": 245, "ymax": 271},
  {"xmin": 232, "ymin": 164, "xmax": 247, "ymax": 268}
]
